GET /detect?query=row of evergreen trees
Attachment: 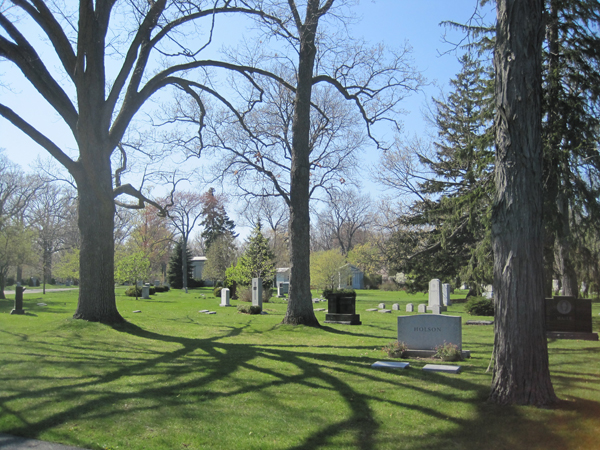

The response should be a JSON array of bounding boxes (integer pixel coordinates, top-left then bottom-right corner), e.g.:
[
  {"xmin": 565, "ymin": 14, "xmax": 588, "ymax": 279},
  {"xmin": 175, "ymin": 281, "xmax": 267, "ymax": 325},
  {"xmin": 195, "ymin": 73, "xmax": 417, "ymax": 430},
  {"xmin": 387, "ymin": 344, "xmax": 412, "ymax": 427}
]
[{"xmin": 384, "ymin": 0, "xmax": 600, "ymax": 296}]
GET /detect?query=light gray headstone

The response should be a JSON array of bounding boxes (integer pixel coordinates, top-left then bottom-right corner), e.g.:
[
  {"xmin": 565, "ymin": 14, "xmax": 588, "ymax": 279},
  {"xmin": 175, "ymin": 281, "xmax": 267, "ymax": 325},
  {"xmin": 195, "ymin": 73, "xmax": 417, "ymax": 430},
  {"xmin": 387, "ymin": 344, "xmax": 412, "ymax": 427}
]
[
  {"xmin": 428, "ymin": 279, "xmax": 442, "ymax": 308},
  {"xmin": 372, "ymin": 361, "xmax": 409, "ymax": 369},
  {"xmin": 392, "ymin": 303, "xmax": 400, "ymax": 311},
  {"xmin": 137, "ymin": 280, "xmax": 143, "ymax": 287},
  {"xmin": 154, "ymin": 280, "xmax": 161, "ymax": 286},
  {"xmin": 418, "ymin": 304, "xmax": 427, "ymax": 313},
  {"xmin": 141, "ymin": 285, "xmax": 150, "ymax": 299},
  {"xmin": 422, "ymin": 364, "xmax": 461, "ymax": 374},
  {"xmin": 406, "ymin": 303, "xmax": 414, "ymax": 312},
  {"xmin": 252, "ymin": 278, "xmax": 263, "ymax": 308},
  {"xmin": 552, "ymin": 279, "xmax": 560, "ymax": 291},
  {"xmin": 378, "ymin": 303, "xmax": 386, "ymax": 309},
  {"xmin": 220, "ymin": 288, "xmax": 231, "ymax": 306},
  {"xmin": 442, "ymin": 283, "xmax": 451, "ymax": 306},
  {"xmin": 397, "ymin": 314, "xmax": 462, "ymax": 351}
]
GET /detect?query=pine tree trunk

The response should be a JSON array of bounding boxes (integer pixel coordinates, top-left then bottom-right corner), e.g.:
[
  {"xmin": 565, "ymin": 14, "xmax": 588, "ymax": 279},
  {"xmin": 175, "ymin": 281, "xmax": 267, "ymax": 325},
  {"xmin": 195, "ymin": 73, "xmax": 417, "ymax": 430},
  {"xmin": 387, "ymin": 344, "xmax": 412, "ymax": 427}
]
[
  {"xmin": 282, "ymin": 1, "xmax": 320, "ymax": 326},
  {"xmin": 182, "ymin": 238, "xmax": 189, "ymax": 293},
  {"xmin": 490, "ymin": 0, "xmax": 557, "ymax": 406},
  {"xmin": 556, "ymin": 192, "xmax": 578, "ymax": 296},
  {"xmin": 72, "ymin": 151, "xmax": 123, "ymax": 323}
]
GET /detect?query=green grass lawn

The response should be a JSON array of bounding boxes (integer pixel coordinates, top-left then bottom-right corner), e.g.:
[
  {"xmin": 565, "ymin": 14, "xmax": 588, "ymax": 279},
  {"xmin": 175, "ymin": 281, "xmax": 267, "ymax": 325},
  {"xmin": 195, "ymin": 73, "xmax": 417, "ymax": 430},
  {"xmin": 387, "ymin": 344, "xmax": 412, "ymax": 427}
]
[{"xmin": 1, "ymin": 288, "xmax": 599, "ymax": 450}]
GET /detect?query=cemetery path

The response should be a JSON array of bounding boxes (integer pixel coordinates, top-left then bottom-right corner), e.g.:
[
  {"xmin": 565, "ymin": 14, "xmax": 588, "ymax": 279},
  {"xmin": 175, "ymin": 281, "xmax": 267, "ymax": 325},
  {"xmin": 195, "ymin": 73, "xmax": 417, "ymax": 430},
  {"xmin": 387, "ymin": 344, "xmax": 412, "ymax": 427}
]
[
  {"xmin": 3, "ymin": 288, "xmax": 79, "ymax": 295},
  {"xmin": 0, "ymin": 433, "xmax": 89, "ymax": 450}
]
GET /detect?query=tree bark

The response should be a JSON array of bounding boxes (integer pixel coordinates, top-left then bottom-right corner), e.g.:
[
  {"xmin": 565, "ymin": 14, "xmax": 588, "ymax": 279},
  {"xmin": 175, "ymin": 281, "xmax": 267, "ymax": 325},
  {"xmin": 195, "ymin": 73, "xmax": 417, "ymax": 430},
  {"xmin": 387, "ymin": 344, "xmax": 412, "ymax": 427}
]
[
  {"xmin": 282, "ymin": 0, "xmax": 321, "ymax": 326},
  {"xmin": 182, "ymin": 238, "xmax": 189, "ymax": 293},
  {"xmin": 490, "ymin": 0, "xmax": 557, "ymax": 406},
  {"xmin": 556, "ymin": 191, "xmax": 578, "ymax": 296},
  {"xmin": 72, "ymin": 148, "xmax": 123, "ymax": 323}
]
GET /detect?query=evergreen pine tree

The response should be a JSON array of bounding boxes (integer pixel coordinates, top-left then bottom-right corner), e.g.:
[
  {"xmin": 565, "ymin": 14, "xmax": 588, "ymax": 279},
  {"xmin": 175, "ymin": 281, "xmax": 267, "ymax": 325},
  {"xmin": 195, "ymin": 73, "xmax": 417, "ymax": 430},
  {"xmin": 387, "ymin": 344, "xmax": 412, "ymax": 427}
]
[
  {"xmin": 225, "ymin": 219, "xmax": 276, "ymax": 288},
  {"xmin": 387, "ymin": 53, "xmax": 495, "ymax": 292},
  {"xmin": 200, "ymin": 188, "xmax": 238, "ymax": 251},
  {"xmin": 167, "ymin": 240, "xmax": 194, "ymax": 289}
]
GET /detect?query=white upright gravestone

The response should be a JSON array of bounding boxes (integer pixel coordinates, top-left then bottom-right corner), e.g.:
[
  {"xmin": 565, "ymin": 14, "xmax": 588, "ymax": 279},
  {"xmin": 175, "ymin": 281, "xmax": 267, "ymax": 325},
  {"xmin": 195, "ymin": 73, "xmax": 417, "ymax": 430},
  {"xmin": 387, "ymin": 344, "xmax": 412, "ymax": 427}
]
[
  {"xmin": 220, "ymin": 288, "xmax": 231, "ymax": 307},
  {"xmin": 252, "ymin": 278, "xmax": 263, "ymax": 309},
  {"xmin": 142, "ymin": 283, "xmax": 150, "ymax": 299},
  {"xmin": 427, "ymin": 279, "xmax": 447, "ymax": 312},
  {"xmin": 442, "ymin": 283, "xmax": 451, "ymax": 307}
]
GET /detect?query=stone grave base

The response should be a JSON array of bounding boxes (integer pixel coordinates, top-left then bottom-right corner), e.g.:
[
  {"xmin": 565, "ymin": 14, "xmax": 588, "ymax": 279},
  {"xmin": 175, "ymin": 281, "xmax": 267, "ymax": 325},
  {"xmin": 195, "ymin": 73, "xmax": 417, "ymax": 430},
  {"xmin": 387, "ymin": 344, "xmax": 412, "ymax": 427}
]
[
  {"xmin": 325, "ymin": 313, "xmax": 361, "ymax": 325},
  {"xmin": 422, "ymin": 364, "xmax": 461, "ymax": 374},
  {"xmin": 427, "ymin": 306, "xmax": 447, "ymax": 312},
  {"xmin": 372, "ymin": 361, "xmax": 409, "ymax": 369},
  {"xmin": 402, "ymin": 349, "xmax": 471, "ymax": 359},
  {"xmin": 546, "ymin": 331, "xmax": 598, "ymax": 341}
]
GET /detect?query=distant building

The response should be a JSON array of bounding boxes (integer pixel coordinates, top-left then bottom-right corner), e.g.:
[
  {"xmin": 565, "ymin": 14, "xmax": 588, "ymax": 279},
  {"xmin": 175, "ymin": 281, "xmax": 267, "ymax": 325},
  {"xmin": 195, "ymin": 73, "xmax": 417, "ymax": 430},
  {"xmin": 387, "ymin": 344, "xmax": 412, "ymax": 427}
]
[
  {"xmin": 338, "ymin": 264, "xmax": 364, "ymax": 290},
  {"xmin": 275, "ymin": 268, "xmax": 290, "ymax": 285},
  {"xmin": 190, "ymin": 256, "xmax": 207, "ymax": 280}
]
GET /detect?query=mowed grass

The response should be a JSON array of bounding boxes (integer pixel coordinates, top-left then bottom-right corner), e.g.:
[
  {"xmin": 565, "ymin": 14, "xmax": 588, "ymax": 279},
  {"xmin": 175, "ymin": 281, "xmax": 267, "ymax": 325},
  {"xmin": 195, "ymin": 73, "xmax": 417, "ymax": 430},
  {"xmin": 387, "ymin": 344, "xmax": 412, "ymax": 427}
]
[{"xmin": 0, "ymin": 288, "xmax": 599, "ymax": 450}]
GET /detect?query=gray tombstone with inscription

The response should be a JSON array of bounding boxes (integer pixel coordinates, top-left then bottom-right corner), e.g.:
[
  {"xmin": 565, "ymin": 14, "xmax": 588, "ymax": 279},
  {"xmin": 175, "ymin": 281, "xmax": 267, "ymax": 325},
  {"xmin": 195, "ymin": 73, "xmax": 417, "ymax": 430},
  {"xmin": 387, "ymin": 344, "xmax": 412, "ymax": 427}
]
[
  {"xmin": 398, "ymin": 314, "xmax": 467, "ymax": 358},
  {"xmin": 252, "ymin": 278, "xmax": 263, "ymax": 309}
]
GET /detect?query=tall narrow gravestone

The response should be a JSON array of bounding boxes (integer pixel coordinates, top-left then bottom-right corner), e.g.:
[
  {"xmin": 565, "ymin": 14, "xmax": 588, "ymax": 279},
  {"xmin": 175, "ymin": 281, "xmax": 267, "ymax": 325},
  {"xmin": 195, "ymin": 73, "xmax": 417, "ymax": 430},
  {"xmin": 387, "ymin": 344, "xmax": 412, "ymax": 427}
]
[
  {"xmin": 220, "ymin": 288, "xmax": 231, "ymax": 307},
  {"xmin": 252, "ymin": 278, "xmax": 263, "ymax": 309},
  {"xmin": 142, "ymin": 284, "xmax": 150, "ymax": 299},
  {"xmin": 427, "ymin": 279, "xmax": 447, "ymax": 312},
  {"xmin": 11, "ymin": 283, "xmax": 26, "ymax": 315},
  {"xmin": 442, "ymin": 283, "xmax": 451, "ymax": 306}
]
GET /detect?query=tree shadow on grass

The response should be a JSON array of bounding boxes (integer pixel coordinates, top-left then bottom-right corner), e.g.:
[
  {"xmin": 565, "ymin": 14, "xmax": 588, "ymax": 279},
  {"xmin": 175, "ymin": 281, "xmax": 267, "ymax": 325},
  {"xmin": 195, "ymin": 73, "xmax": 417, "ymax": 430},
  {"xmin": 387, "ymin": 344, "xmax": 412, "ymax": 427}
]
[{"xmin": 0, "ymin": 320, "xmax": 598, "ymax": 450}]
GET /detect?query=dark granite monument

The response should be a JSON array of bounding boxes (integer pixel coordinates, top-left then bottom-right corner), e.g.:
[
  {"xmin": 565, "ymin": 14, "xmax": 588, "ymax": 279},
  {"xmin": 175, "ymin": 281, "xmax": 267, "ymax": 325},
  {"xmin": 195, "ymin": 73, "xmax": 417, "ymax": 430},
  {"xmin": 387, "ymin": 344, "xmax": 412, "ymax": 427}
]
[
  {"xmin": 10, "ymin": 284, "xmax": 26, "ymax": 315},
  {"xmin": 324, "ymin": 291, "xmax": 361, "ymax": 325},
  {"xmin": 545, "ymin": 296, "xmax": 598, "ymax": 340}
]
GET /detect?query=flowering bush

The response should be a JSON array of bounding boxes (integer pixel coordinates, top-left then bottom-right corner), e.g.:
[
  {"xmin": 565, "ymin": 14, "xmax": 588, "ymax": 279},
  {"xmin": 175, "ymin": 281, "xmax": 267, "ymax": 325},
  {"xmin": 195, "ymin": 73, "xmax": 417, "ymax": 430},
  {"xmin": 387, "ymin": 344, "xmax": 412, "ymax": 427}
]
[{"xmin": 382, "ymin": 341, "xmax": 408, "ymax": 358}]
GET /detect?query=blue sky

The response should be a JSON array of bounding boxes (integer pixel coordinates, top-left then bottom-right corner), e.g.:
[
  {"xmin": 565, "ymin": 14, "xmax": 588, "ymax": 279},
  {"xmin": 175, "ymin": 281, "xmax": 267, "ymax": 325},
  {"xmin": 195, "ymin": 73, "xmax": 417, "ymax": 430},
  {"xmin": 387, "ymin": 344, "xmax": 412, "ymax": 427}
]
[{"xmin": 0, "ymin": 1, "xmax": 495, "ymax": 229}]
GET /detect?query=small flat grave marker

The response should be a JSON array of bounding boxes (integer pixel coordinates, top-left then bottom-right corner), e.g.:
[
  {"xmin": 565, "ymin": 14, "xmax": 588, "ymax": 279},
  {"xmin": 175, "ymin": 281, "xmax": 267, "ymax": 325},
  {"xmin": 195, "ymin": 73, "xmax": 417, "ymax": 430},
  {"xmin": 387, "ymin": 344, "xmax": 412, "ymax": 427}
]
[
  {"xmin": 314, "ymin": 308, "xmax": 326, "ymax": 311},
  {"xmin": 466, "ymin": 320, "xmax": 494, "ymax": 325},
  {"xmin": 199, "ymin": 309, "xmax": 210, "ymax": 313},
  {"xmin": 37, "ymin": 303, "xmax": 47, "ymax": 306},
  {"xmin": 206, "ymin": 311, "xmax": 216, "ymax": 315},
  {"xmin": 378, "ymin": 309, "xmax": 392, "ymax": 313},
  {"xmin": 372, "ymin": 361, "xmax": 410, "ymax": 369},
  {"xmin": 132, "ymin": 310, "xmax": 141, "ymax": 313},
  {"xmin": 366, "ymin": 308, "xmax": 378, "ymax": 312},
  {"xmin": 422, "ymin": 364, "xmax": 461, "ymax": 374}
]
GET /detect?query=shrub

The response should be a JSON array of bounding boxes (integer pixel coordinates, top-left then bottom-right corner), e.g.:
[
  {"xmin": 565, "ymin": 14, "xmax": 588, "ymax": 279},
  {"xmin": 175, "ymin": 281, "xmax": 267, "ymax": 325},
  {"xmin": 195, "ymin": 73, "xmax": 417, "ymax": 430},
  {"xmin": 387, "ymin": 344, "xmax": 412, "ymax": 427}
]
[
  {"xmin": 125, "ymin": 286, "xmax": 142, "ymax": 297},
  {"xmin": 237, "ymin": 288, "xmax": 252, "ymax": 302},
  {"xmin": 465, "ymin": 296, "xmax": 494, "ymax": 316},
  {"xmin": 154, "ymin": 286, "xmax": 168, "ymax": 293},
  {"xmin": 237, "ymin": 304, "xmax": 262, "ymax": 314},
  {"xmin": 50, "ymin": 278, "xmax": 56, "ymax": 285},
  {"xmin": 379, "ymin": 280, "xmax": 399, "ymax": 291},
  {"xmin": 434, "ymin": 342, "xmax": 463, "ymax": 361},
  {"xmin": 382, "ymin": 341, "xmax": 408, "ymax": 358},
  {"xmin": 6, "ymin": 276, "xmax": 14, "ymax": 286},
  {"xmin": 214, "ymin": 286, "xmax": 223, "ymax": 298},
  {"xmin": 263, "ymin": 288, "xmax": 273, "ymax": 303}
]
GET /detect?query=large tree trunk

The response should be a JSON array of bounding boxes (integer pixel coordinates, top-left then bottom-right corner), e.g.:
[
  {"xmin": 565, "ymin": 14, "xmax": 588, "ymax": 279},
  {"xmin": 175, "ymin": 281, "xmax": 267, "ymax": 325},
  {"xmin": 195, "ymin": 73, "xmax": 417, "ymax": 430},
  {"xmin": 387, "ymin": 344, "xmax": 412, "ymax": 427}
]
[
  {"xmin": 490, "ymin": 0, "xmax": 556, "ymax": 406},
  {"xmin": 282, "ymin": 1, "xmax": 320, "ymax": 326},
  {"xmin": 72, "ymin": 150, "xmax": 123, "ymax": 323}
]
